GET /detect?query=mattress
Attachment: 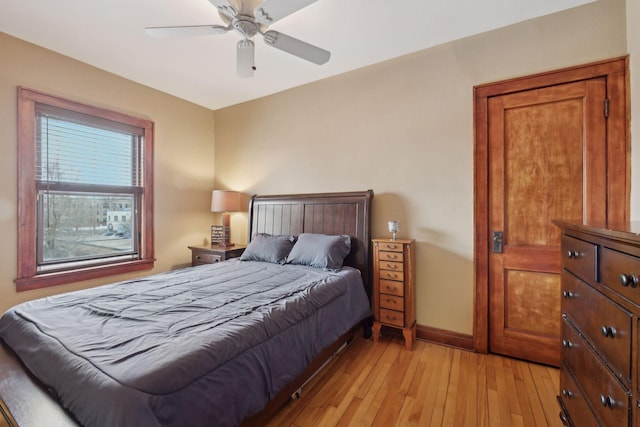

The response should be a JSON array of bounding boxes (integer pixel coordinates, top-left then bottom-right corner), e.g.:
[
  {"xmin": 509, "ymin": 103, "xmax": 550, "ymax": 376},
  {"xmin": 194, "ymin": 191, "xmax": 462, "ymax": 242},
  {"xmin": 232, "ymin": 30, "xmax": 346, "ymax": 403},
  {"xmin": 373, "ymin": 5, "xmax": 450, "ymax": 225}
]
[{"xmin": 0, "ymin": 259, "xmax": 371, "ymax": 426}]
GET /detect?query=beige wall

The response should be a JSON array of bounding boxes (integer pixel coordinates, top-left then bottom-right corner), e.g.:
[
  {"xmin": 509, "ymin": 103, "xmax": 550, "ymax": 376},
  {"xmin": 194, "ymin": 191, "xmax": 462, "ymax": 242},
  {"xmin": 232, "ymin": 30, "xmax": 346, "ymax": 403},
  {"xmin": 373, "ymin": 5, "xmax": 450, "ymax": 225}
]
[
  {"xmin": 0, "ymin": 33, "xmax": 216, "ymax": 313},
  {"xmin": 214, "ymin": 0, "xmax": 628, "ymax": 335},
  {"xmin": 630, "ymin": 0, "xmax": 640, "ymax": 219}
]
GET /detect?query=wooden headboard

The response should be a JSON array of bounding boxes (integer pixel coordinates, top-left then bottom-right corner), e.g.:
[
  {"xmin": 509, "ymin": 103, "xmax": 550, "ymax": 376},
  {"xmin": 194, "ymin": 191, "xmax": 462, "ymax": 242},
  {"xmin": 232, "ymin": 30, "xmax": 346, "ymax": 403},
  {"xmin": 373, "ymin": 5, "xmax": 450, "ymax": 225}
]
[{"xmin": 248, "ymin": 190, "xmax": 374, "ymax": 298}]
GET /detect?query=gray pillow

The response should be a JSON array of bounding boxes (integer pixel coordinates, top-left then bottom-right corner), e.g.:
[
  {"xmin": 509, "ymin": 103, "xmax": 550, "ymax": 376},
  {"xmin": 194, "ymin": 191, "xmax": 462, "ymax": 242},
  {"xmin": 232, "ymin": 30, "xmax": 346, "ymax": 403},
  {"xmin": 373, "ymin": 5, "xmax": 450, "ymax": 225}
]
[
  {"xmin": 286, "ymin": 233, "xmax": 351, "ymax": 270},
  {"xmin": 240, "ymin": 233, "xmax": 296, "ymax": 264}
]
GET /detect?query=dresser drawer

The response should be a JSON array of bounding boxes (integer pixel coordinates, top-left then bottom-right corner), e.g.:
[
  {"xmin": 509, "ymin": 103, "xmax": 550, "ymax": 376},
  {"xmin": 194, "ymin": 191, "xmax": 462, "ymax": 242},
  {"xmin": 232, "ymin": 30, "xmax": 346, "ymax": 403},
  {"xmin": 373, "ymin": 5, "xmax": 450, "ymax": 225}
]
[
  {"xmin": 379, "ymin": 270, "xmax": 404, "ymax": 282},
  {"xmin": 559, "ymin": 366, "xmax": 600, "ymax": 427},
  {"xmin": 379, "ymin": 250, "xmax": 404, "ymax": 263},
  {"xmin": 562, "ymin": 235, "xmax": 598, "ymax": 284},
  {"xmin": 378, "ymin": 241, "xmax": 403, "ymax": 252},
  {"xmin": 379, "ymin": 279, "xmax": 404, "ymax": 297},
  {"xmin": 192, "ymin": 252, "xmax": 222, "ymax": 265},
  {"xmin": 601, "ymin": 247, "xmax": 640, "ymax": 305},
  {"xmin": 562, "ymin": 272, "xmax": 632, "ymax": 382},
  {"xmin": 378, "ymin": 260, "xmax": 404, "ymax": 274},
  {"xmin": 379, "ymin": 308, "xmax": 404, "ymax": 327},
  {"xmin": 379, "ymin": 294, "xmax": 404, "ymax": 311},
  {"xmin": 562, "ymin": 318, "xmax": 630, "ymax": 427}
]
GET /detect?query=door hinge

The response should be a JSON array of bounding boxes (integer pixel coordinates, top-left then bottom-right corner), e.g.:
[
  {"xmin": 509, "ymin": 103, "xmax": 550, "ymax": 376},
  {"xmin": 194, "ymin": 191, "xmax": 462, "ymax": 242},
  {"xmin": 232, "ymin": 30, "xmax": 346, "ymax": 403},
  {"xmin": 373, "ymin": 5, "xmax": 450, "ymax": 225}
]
[{"xmin": 604, "ymin": 98, "xmax": 609, "ymax": 118}]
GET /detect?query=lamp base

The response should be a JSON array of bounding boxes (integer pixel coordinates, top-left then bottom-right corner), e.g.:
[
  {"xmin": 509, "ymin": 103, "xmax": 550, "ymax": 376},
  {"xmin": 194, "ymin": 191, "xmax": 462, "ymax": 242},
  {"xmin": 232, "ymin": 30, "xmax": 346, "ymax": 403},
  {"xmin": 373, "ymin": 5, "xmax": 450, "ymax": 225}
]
[{"xmin": 211, "ymin": 213, "xmax": 233, "ymax": 247}]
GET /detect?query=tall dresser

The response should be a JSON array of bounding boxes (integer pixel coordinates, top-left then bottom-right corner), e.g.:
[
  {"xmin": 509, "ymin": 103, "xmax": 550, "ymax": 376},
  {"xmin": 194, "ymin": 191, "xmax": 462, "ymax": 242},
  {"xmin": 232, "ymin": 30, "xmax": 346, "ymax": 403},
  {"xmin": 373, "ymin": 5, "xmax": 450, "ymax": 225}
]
[
  {"xmin": 372, "ymin": 238, "xmax": 416, "ymax": 350},
  {"xmin": 555, "ymin": 220, "xmax": 640, "ymax": 427}
]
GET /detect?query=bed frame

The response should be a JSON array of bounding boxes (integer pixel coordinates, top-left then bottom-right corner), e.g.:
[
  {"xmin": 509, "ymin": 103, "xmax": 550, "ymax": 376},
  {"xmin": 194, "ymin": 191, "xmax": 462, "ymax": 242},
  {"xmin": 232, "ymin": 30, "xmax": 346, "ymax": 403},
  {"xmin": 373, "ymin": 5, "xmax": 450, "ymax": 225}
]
[{"xmin": 0, "ymin": 190, "xmax": 373, "ymax": 426}]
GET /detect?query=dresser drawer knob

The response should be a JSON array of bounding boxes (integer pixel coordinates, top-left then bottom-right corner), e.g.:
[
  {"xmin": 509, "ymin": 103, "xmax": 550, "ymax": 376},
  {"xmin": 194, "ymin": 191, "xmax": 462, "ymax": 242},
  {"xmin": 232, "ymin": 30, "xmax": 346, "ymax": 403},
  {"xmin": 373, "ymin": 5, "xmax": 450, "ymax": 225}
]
[
  {"xmin": 561, "ymin": 389, "xmax": 573, "ymax": 398},
  {"xmin": 600, "ymin": 394, "xmax": 615, "ymax": 408},
  {"xmin": 620, "ymin": 273, "xmax": 639, "ymax": 288},
  {"xmin": 386, "ymin": 263, "xmax": 398, "ymax": 269},
  {"xmin": 601, "ymin": 325, "xmax": 617, "ymax": 338},
  {"xmin": 567, "ymin": 250, "xmax": 580, "ymax": 259},
  {"xmin": 562, "ymin": 290, "xmax": 574, "ymax": 299},
  {"xmin": 561, "ymin": 339, "xmax": 573, "ymax": 349}
]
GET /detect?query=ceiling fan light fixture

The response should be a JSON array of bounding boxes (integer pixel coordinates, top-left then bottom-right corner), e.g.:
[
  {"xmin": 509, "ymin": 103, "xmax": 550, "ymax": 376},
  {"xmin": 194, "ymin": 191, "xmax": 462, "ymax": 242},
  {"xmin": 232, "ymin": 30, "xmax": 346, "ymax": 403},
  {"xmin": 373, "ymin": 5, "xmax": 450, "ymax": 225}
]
[{"xmin": 237, "ymin": 39, "xmax": 255, "ymax": 78}]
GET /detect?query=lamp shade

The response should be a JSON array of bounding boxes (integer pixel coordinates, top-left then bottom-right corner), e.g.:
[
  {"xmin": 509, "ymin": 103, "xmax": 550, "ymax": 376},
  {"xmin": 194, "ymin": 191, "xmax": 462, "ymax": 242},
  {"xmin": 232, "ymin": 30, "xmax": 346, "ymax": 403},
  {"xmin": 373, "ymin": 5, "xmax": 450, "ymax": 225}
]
[{"xmin": 211, "ymin": 190, "xmax": 243, "ymax": 213}]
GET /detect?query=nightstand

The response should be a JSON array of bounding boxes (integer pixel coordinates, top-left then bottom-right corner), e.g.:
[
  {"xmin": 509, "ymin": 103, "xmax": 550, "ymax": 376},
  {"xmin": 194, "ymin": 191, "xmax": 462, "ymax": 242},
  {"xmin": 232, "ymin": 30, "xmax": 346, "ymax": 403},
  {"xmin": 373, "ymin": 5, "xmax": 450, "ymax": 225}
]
[
  {"xmin": 188, "ymin": 244, "xmax": 247, "ymax": 266},
  {"xmin": 372, "ymin": 238, "xmax": 416, "ymax": 350}
]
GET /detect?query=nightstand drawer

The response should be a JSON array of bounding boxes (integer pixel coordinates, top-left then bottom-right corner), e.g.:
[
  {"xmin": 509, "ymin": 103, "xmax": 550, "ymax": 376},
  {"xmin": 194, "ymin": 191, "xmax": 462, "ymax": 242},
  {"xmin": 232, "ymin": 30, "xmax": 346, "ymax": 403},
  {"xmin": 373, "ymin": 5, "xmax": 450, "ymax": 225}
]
[
  {"xmin": 378, "ymin": 260, "xmax": 404, "ymax": 273},
  {"xmin": 379, "ymin": 309, "xmax": 404, "ymax": 327},
  {"xmin": 379, "ymin": 279, "xmax": 404, "ymax": 296},
  {"xmin": 379, "ymin": 251, "xmax": 404, "ymax": 262},
  {"xmin": 193, "ymin": 252, "xmax": 222, "ymax": 265},
  {"xmin": 188, "ymin": 244, "xmax": 246, "ymax": 266},
  {"xmin": 378, "ymin": 241, "xmax": 403, "ymax": 252},
  {"xmin": 380, "ymin": 294, "xmax": 403, "ymax": 311},
  {"xmin": 379, "ymin": 270, "xmax": 403, "ymax": 281}
]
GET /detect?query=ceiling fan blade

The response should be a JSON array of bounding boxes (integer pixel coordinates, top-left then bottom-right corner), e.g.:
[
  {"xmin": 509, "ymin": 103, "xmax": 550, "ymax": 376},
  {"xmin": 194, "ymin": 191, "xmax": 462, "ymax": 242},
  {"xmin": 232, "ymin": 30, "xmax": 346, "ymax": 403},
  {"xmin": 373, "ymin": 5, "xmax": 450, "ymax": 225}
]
[
  {"xmin": 237, "ymin": 39, "xmax": 255, "ymax": 78},
  {"xmin": 263, "ymin": 30, "xmax": 330, "ymax": 65},
  {"xmin": 254, "ymin": 0, "xmax": 317, "ymax": 24},
  {"xmin": 209, "ymin": 0, "xmax": 237, "ymax": 19},
  {"xmin": 145, "ymin": 24, "xmax": 230, "ymax": 38}
]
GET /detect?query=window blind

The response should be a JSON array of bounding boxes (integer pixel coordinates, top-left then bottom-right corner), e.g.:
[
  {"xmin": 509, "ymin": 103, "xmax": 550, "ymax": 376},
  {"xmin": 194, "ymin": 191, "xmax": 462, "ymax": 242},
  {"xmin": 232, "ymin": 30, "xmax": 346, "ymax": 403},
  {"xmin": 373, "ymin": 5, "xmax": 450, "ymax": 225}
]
[{"xmin": 35, "ymin": 106, "xmax": 143, "ymax": 188}]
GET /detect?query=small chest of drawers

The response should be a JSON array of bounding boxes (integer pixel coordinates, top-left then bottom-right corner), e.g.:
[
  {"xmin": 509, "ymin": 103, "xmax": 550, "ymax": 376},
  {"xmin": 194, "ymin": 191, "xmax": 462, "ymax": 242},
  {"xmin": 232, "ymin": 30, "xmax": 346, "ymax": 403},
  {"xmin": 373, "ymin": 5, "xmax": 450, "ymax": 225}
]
[
  {"xmin": 372, "ymin": 238, "xmax": 416, "ymax": 350},
  {"xmin": 555, "ymin": 221, "xmax": 640, "ymax": 427}
]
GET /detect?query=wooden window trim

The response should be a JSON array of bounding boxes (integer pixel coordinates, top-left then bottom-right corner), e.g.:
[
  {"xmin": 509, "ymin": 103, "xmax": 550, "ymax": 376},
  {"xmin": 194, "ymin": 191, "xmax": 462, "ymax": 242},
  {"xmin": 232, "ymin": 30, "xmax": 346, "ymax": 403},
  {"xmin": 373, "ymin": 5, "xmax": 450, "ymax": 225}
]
[{"xmin": 16, "ymin": 87, "xmax": 155, "ymax": 291}]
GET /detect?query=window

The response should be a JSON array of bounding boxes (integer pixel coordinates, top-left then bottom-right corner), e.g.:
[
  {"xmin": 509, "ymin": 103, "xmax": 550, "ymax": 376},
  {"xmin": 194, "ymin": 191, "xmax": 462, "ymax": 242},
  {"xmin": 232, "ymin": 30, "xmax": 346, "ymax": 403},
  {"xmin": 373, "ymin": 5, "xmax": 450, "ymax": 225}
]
[{"xmin": 17, "ymin": 87, "xmax": 154, "ymax": 291}]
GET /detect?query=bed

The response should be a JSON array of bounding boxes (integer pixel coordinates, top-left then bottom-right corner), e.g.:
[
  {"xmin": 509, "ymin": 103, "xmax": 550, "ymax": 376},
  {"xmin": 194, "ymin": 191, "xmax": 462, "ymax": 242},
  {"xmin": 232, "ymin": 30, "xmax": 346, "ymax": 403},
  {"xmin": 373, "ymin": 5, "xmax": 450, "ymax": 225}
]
[{"xmin": 0, "ymin": 190, "xmax": 373, "ymax": 427}]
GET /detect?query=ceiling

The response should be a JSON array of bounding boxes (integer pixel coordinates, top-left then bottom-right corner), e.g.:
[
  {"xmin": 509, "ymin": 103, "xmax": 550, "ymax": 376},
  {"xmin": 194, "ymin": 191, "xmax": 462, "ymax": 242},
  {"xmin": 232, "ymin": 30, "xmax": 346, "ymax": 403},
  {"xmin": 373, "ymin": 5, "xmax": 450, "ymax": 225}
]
[{"xmin": 0, "ymin": 0, "xmax": 594, "ymax": 110}]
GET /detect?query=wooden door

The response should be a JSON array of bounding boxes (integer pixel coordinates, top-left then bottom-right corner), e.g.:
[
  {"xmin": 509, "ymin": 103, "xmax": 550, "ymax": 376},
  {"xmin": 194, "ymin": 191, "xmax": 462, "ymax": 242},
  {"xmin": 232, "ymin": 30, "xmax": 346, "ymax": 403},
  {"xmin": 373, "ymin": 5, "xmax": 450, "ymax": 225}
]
[
  {"xmin": 487, "ymin": 79, "xmax": 607, "ymax": 366},
  {"xmin": 474, "ymin": 57, "xmax": 629, "ymax": 366}
]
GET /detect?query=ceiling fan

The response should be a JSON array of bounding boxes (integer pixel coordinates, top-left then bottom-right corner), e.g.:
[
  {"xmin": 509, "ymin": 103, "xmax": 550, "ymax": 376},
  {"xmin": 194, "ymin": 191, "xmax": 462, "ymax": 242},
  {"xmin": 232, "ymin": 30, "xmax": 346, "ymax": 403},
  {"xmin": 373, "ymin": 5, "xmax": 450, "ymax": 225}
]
[{"xmin": 145, "ymin": 0, "xmax": 330, "ymax": 78}]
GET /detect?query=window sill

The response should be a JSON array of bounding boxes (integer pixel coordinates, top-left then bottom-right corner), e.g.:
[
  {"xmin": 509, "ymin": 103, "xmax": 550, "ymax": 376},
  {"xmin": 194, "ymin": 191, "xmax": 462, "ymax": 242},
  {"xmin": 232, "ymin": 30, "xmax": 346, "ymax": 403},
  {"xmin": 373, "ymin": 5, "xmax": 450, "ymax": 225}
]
[{"xmin": 15, "ymin": 258, "xmax": 155, "ymax": 292}]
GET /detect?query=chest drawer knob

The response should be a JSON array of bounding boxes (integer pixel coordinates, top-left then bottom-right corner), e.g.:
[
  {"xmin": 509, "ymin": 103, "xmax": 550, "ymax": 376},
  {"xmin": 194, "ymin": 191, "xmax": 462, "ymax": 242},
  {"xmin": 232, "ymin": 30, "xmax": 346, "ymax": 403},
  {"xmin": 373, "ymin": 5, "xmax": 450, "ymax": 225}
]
[
  {"xmin": 600, "ymin": 325, "xmax": 617, "ymax": 338},
  {"xmin": 562, "ymin": 339, "xmax": 574, "ymax": 349},
  {"xmin": 561, "ymin": 389, "xmax": 573, "ymax": 398},
  {"xmin": 619, "ymin": 273, "xmax": 639, "ymax": 287},
  {"xmin": 562, "ymin": 290, "xmax": 575, "ymax": 299},
  {"xmin": 599, "ymin": 394, "xmax": 615, "ymax": 408},
  {"xmin": 567, "ymin": 250, "xmax": 580, "ymax": 259}
]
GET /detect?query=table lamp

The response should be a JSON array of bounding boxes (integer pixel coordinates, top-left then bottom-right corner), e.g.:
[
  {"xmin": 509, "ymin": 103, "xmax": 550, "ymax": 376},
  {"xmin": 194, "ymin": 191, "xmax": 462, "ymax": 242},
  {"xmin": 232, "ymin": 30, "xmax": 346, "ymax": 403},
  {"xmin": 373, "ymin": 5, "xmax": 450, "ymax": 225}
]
[{"xmin": 211, "ymin": 190, "xmax": 243, "ymax": 247}]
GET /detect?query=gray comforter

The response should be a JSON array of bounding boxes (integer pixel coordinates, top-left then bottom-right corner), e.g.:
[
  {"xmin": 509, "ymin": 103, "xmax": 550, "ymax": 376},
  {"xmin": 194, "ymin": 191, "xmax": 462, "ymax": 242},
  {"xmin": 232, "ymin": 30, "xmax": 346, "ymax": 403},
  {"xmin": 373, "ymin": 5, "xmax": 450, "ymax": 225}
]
[{"xmin": 0, "ymin": 259, "xmax": 371, "ymax": 427}]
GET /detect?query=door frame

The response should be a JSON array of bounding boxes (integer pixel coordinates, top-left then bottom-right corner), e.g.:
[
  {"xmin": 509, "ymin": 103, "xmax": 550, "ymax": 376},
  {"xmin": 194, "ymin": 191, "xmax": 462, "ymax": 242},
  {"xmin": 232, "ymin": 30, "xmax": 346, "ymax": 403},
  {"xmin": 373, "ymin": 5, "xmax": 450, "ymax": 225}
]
[{"xmin": 473, "ymin": 57, "xmax": 630, "ymax": 354}]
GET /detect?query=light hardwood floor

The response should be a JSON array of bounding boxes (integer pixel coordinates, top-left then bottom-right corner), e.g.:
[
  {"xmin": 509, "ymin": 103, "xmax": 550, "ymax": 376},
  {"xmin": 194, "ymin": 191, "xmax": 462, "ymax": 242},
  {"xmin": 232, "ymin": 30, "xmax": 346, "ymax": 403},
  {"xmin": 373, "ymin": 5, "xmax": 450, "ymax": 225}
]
[{"xmin": 264, "ymin": 334, "xmax": 562, "ymax": 427}]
